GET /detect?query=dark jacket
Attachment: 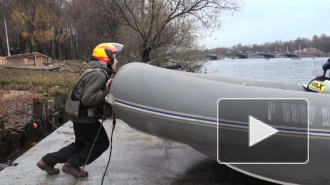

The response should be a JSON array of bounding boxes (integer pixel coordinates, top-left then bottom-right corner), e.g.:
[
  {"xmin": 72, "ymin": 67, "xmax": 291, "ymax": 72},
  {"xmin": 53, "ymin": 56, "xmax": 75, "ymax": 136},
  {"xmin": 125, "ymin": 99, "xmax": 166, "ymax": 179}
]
[
  {"xmin": 66, "ymin": 60, "xmax": 112, "ymax": 124},
  {"xmin": 323, "ymin": 60, "xmax": 330, "ymax": 71}
]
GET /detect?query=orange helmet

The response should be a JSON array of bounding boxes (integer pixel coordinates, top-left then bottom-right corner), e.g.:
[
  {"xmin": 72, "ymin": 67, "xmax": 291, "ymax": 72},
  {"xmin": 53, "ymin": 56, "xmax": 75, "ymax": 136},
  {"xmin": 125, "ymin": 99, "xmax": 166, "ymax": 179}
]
[{"xmin": 92, "ymin": 43, "xmax": 123, "ymax": 65}]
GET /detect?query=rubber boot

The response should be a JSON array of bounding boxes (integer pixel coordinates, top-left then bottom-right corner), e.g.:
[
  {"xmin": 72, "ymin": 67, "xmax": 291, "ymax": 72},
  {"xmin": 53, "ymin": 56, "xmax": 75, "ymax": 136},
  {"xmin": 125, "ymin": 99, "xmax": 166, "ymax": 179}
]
[
  {"xmin": 37, "ymin": 160, "xmax": 60, "ymax": 175},
  {"xmin": 62, "ymin": 162, "xmax": 88, "ymax": 178}
]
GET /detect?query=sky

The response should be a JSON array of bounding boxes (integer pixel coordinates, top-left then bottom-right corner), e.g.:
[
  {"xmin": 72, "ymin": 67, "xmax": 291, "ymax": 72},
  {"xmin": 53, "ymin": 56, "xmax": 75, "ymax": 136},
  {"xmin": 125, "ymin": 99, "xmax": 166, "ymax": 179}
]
[{"xmin": 201, "ymin": 0, "xmax": 330, "ymax": 49}]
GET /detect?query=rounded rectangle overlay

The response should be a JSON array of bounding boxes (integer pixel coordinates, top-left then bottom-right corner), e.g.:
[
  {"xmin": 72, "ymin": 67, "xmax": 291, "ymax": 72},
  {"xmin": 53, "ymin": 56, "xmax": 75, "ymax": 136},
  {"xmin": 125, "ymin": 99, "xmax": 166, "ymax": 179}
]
[{"xmin": 217, "ymin": 98, "xmax": 309, "ymax": 164}]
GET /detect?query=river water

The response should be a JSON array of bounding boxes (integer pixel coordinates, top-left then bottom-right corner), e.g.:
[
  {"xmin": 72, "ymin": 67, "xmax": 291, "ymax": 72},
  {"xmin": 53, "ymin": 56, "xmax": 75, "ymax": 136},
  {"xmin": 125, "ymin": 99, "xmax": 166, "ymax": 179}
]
[{"xmin": 202, "ymin": 57, "xmax": 329, "ymax": 84}]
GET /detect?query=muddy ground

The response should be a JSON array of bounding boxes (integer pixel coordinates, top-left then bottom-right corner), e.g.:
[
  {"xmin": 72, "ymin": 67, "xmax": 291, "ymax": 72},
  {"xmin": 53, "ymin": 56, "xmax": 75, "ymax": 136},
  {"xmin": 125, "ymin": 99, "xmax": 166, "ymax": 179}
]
[
  {"xmin": 0, "ymin": 90, "xmax": 44, "ymax": 129},
  {"xmin": 0, "ymin": 90, "xmax": 49, "ymax": 171}
]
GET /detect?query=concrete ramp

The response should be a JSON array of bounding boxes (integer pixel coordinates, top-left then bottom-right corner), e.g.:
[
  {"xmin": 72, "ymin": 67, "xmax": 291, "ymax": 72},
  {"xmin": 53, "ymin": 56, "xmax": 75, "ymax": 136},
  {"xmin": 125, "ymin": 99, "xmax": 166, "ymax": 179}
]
[{"xmin": 0, "ymin": 120, "xmax": 272, "ymax": 185}]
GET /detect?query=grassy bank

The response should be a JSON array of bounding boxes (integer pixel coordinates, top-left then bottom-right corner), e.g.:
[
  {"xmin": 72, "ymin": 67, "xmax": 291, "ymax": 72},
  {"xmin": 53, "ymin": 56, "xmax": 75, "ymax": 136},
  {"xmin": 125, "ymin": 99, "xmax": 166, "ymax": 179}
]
[
  {"xmin": 0, "ymin": 61, "xmax": 86, "ymax": 166},
  {"xmin": 0, "ymin": 61, "xmax": 82, "ymax": 96}
]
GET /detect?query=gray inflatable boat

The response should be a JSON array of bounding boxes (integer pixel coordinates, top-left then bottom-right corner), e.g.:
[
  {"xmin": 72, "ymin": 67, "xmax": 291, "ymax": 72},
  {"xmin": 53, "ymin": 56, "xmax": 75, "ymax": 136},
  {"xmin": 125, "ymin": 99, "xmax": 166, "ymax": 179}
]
[{"xmin": 110, "ymin": 62, "xmax": 330, "ymax": 185}]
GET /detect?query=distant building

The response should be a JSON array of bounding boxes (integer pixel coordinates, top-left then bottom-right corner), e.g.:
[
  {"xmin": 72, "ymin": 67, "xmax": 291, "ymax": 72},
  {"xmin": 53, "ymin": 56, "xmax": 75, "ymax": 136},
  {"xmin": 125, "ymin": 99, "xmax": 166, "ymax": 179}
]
[{"xmin": 0, "ymin": 52, "xmax": 52, "ymax": 68}]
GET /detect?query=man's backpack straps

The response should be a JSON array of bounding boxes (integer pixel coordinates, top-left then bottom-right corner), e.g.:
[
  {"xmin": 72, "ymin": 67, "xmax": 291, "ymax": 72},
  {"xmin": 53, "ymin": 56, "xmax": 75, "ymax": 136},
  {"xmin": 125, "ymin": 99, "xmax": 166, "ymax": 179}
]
[
  {"xmin": 65, "ymin": 68, "xmax": 109, "ymax": 118},
  {"xmin": 72, "ymin": 68, "xmax": 109, "ymax": 99}
]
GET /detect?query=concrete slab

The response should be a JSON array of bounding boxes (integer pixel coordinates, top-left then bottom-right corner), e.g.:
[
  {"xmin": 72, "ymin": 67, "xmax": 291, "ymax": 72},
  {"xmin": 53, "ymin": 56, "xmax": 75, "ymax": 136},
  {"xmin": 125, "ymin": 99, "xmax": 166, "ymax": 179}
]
[{"xmin": 0, "ymin": 120, "xmax": 275, "ymax": 185}]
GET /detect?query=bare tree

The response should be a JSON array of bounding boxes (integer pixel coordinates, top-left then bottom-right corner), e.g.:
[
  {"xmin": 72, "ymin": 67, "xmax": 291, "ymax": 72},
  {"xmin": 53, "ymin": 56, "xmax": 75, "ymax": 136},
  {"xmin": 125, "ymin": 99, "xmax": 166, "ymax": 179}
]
[
  {"xmin": 64, "ymin": 0, "xmax": 121, "ymax": 60},
  {"xmin": 108, "ymin": 0, "xmax": 241, "ymax": 63}
]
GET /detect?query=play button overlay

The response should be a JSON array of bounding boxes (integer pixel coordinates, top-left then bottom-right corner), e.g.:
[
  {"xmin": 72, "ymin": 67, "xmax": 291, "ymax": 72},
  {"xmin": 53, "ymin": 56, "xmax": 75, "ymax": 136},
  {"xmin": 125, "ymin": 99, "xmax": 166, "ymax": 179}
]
[
  {"xmin": 249, "ymin": 116, "xmax": 279, "ymax": 147},
  {"xmin": 217, "ymin": 98, "xmax": 309, "ymax": 164}
]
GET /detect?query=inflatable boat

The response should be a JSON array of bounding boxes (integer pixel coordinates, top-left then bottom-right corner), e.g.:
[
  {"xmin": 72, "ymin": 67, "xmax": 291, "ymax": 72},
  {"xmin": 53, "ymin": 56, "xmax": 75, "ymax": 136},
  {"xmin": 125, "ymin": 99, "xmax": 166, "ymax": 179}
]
[{"xmin": 109, "ymin": 62, "xmax": 330, "ymax": 185}]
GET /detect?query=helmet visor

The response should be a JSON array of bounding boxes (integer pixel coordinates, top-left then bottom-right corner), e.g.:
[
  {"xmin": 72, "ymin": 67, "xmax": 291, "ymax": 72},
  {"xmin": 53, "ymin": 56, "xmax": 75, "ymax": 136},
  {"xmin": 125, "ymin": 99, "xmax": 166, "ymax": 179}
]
[{"xmin": 109, "ymin": 43, "xmax": 123, "ymax": 53}]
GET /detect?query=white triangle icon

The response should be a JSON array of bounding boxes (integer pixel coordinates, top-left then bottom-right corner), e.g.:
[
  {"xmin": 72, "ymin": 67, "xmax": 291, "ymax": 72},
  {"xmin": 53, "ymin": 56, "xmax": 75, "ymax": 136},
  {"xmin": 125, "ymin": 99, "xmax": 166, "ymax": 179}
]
[{"xmin": 249, "ymin": 116, "xmax": 279, "ymax": 147}]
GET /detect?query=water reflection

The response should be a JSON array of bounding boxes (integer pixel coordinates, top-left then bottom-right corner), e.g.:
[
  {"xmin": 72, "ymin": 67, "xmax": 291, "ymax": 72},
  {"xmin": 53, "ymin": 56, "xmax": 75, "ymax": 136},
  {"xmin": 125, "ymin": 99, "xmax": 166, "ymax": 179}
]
[
  {"xmin": 202, "ymin": 57, "xmax": 329, "ymax": 84},
  {"xmin": 172, "ymin": 159, "xmax": 276, "ymax": 185}
]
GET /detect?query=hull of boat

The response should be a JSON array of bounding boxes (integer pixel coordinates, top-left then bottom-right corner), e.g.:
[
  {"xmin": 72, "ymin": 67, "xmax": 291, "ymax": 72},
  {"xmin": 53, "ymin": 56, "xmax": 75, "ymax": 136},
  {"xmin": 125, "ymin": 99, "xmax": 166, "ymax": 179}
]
[{"xmin": 110, "ymin": 62, "xmax": 330, "ymax": 185}]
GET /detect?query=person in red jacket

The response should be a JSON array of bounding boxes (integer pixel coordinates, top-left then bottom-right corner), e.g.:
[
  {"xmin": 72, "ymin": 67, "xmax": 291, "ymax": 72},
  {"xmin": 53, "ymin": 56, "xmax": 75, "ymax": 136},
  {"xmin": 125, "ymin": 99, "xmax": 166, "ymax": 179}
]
[{"xmin": 37, "ymin": 43, "xmax": 123, "ymax": 178}]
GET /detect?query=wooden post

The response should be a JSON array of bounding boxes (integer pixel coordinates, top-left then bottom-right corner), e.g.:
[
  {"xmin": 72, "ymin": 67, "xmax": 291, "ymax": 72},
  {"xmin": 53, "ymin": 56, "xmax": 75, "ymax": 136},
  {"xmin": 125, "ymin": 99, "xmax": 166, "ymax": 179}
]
[{"xmin": 0, "ymin": 115, "xmax": 5, "ymax": 129}]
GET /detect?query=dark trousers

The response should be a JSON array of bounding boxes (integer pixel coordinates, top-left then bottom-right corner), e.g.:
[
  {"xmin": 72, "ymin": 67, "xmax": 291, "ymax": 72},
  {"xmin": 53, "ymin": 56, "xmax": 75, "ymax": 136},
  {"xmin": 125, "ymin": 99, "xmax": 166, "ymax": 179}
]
[{"xmin": 42, "ymin": 121, "xmax": 110, "ymax": 168}]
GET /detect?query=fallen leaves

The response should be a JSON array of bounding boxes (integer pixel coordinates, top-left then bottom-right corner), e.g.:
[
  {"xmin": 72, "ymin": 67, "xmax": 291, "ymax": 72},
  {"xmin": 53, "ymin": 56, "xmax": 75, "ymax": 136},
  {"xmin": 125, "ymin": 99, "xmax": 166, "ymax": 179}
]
[{"xmin": 0, "ymin": 90, "xmax": 43, "ymax": 128}]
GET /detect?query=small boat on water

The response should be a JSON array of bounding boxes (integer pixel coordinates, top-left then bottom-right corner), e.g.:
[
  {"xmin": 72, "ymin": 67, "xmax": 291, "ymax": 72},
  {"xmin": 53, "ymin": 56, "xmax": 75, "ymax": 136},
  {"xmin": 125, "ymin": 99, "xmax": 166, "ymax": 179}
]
[{"xmin": 110, "ymin": 62, "xmax": 330, "ymax": 185}]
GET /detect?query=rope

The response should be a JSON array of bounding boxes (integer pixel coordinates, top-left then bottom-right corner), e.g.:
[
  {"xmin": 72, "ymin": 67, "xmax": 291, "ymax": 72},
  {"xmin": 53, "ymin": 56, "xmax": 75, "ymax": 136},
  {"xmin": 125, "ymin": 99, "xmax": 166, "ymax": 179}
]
[
  {"xmin": 73, "ymin": 104, "xmax": 116, "ymax": 184},
  {"xmin": 101, "ymin": 111, "xmax": 116, "ymax": 185}
]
